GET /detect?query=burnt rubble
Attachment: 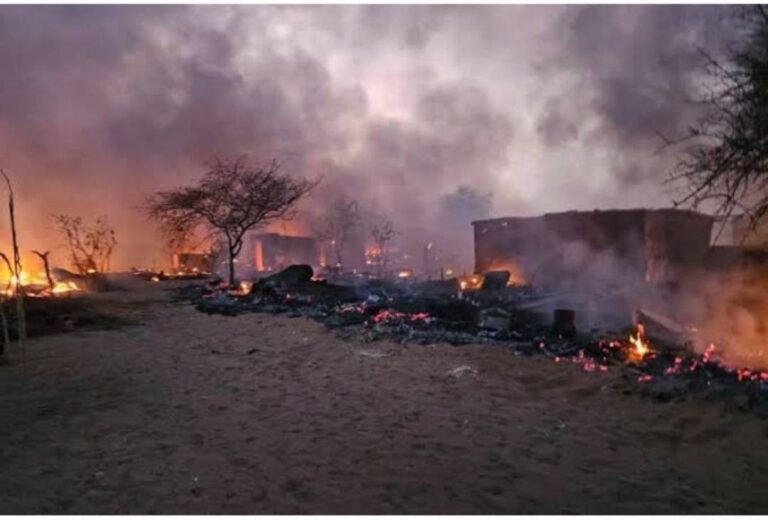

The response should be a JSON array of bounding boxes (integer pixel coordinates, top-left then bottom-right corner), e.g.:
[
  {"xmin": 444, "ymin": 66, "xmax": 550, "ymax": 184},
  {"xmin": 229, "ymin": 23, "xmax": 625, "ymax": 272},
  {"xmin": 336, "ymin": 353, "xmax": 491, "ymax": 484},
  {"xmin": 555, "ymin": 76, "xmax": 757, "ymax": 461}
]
[{"xmin": 172, "ymin": 265, "xmax": 768, "ymax": 417}]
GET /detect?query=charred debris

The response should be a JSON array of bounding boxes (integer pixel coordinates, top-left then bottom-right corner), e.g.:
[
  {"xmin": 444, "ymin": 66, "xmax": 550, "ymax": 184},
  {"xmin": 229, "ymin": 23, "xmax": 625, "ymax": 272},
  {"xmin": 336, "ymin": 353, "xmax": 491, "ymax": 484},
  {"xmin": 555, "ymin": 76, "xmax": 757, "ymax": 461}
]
[{"xmin": 172, "ymin": 263, "xmax": 768, "ymax": 417}]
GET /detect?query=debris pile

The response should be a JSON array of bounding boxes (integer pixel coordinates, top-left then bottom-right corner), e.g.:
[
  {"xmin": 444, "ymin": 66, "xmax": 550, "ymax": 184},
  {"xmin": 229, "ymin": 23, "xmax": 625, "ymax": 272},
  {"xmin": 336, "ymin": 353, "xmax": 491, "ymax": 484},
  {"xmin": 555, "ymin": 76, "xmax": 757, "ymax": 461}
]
[{"xmin": 172, "ymin": 265, "xmax": 768, "ymax": 416}]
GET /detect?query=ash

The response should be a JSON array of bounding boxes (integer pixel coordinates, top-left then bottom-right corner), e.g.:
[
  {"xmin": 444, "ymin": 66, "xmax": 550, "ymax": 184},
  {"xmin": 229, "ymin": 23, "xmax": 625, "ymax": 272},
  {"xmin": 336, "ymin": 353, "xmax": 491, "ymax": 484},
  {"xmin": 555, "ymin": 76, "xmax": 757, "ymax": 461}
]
[{"xmin": 172, "ymin": 266, "xmax": 768, "ymax": 417}]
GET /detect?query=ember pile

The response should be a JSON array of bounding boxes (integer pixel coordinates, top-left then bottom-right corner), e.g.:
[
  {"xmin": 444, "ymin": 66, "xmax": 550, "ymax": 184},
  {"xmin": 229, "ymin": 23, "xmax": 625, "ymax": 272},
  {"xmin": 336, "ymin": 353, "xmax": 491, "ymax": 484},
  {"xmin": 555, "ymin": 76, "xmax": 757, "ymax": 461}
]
[
  {"xmin": 173, "ymin": 265, "xmax": 768, "ymax": 416},
  {"xmin": 131, "ymin": 268, "xmax": 211, "ymax": 283}
]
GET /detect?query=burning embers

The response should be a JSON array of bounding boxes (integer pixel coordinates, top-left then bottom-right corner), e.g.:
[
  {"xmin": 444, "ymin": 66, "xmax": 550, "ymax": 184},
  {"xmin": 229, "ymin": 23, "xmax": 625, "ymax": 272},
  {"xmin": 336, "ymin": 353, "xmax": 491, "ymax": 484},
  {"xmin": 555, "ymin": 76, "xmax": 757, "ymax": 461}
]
[
  {"xmin": 173, "ymin": 263, "xmax": 768, "ymax": 416},
  {"xmin": 627, "ymin": 323, "xmax": 652, "ymax": 364},
  {"xmin": 135, "ymin": 267, "xmax": 212, "ymax": 283}
]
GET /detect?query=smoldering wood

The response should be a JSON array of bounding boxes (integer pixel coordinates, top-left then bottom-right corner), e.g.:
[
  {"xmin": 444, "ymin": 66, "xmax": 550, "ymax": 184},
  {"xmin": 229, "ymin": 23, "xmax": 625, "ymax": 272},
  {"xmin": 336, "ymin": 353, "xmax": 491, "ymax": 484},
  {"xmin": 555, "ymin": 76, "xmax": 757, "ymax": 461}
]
[
  {"xmin": 168, "ymin": 260, "xmax": 768, "ymax": 415},
  {"xmin": 633, "ymin": 307, "xmax": 692, "ymax": 346}
]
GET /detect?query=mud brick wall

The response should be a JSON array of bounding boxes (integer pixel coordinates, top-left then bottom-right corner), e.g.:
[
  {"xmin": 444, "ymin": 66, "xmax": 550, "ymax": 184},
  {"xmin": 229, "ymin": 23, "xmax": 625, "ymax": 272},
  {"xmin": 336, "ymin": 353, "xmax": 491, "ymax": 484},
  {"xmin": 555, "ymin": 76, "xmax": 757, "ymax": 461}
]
[
  {"xmin": 473, "ymin": 209, "xmax": 713, "ymax": 287},
  {"xmin": 644, "ymin": 209, "xmax": 714, "ymax": 284}
]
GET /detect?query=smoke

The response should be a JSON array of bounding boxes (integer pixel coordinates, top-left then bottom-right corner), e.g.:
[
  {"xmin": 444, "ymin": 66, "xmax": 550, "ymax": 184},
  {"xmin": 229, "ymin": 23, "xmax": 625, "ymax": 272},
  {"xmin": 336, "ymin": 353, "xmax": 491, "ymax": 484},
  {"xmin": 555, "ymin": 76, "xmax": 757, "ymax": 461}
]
[
  {"xmin": 673, "ymin": 269, "xmax": 768, "ymax": 370},
  {"xmin": 0, "ymin": 5, "xmax": 740, "ymax": 272}
]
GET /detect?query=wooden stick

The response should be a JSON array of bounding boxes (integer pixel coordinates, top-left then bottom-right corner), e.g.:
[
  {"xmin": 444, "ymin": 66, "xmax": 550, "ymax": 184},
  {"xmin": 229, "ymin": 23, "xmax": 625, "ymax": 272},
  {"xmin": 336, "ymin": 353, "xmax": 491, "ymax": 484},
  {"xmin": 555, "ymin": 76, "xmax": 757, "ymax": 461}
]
[{"xmin": 0, "ymin": 171, "xmax": 26, "ymax": 359}]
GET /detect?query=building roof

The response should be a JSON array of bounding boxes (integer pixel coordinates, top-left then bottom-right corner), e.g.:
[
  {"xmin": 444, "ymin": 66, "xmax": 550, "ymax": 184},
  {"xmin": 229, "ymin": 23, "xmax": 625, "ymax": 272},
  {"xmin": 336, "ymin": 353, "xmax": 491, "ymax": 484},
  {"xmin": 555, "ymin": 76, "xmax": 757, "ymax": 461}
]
[{"xmin": 471, "ymin": 207, "xmax": 712, "ymax": 226}]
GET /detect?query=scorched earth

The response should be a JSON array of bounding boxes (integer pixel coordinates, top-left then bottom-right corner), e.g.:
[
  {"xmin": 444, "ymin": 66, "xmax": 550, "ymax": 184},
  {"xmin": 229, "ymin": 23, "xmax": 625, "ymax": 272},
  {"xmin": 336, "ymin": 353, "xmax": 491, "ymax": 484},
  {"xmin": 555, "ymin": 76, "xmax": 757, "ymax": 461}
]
[{"xmin": 0, "ymin": 277, "xmax": 767, "ymax": 514}]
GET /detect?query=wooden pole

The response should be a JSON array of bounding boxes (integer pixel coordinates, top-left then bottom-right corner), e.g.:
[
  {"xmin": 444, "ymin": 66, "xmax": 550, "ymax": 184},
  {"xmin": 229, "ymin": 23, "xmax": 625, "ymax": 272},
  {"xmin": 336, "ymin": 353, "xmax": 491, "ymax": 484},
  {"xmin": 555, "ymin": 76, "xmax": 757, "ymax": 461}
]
[{"xmin": 0, "ymin": 171, "xmax": 26, "ymax": 357}]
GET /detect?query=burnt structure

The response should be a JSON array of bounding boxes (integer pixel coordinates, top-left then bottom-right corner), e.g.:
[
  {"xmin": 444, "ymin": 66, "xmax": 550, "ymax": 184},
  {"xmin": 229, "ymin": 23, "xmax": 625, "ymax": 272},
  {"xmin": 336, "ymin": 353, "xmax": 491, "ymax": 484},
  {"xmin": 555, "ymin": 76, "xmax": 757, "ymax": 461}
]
[
  {"xmin": 472, "ymin": 209, "xmax": 714, "ymax": 288},
  {"xmin": 172, "ymin": 252, "xmax": 212, "ymax": 273},
  {"xmin": 245, "ymin": 232, "xmax": 320, "ymax": 273}
]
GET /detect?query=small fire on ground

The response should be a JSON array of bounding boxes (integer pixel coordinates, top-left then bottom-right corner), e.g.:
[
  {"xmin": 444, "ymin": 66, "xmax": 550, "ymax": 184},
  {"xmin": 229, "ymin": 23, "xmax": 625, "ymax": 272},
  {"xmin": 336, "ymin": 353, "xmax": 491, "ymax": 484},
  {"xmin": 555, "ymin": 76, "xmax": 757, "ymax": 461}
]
[
  {"xmin": 2, "ymin": 270, "xmax": 82, "ymax": 298},
  {"xmin": 627, "ymin": 323, "xmax": 652, "ymax": 364}
]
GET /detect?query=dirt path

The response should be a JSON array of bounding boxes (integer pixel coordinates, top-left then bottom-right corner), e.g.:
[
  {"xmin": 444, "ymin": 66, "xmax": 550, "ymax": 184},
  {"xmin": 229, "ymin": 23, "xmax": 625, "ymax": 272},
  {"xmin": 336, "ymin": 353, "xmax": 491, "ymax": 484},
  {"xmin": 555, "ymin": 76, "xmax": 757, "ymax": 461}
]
[{"xmin": 1, "ymin": 283, "xmax": 768, "ymax": 514}]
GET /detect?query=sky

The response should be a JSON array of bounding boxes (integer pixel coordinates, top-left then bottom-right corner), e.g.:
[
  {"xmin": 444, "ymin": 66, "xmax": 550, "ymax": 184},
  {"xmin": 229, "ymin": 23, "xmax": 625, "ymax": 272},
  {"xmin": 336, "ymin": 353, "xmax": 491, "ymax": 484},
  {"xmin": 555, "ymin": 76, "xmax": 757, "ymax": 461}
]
[{"xmin": 0, "ymin": 4, "xmax": 740, "ymax": 270}]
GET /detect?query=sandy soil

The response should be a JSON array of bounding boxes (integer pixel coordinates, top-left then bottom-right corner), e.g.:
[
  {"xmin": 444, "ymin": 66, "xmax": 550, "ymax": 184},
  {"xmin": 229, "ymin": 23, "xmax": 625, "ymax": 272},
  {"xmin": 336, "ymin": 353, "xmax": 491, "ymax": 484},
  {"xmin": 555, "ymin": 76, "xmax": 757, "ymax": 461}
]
[{"xmin": 1, "ymin": 280, "xmax": 768, "ymax": 514}]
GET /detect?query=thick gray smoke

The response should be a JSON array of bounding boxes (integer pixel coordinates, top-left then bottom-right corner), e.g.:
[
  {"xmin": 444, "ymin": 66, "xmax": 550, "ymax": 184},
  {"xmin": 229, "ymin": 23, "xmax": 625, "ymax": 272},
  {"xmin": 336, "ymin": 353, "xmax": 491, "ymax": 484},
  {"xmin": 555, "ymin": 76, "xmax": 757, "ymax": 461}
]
[{"xmin": 0, "ymin": 5, "xmax": 738, "ymax": 271}]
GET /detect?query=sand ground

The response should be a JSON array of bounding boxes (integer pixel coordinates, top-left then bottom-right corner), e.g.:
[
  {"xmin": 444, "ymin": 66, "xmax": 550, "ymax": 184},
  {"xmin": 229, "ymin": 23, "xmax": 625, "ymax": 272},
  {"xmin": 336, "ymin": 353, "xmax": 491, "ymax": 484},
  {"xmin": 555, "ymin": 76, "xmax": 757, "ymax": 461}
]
[{"xmin": 1, "ymin": 280, "xmax": 768, "ymax": 514}]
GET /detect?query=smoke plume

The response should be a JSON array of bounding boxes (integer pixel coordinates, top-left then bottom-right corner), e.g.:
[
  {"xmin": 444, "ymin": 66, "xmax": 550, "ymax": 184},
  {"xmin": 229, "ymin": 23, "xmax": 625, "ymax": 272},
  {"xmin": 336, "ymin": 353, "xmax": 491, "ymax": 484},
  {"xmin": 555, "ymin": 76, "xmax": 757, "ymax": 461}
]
[{"xmin": 0, "ymin": 5, "xmax": 739, "ymax": 271}]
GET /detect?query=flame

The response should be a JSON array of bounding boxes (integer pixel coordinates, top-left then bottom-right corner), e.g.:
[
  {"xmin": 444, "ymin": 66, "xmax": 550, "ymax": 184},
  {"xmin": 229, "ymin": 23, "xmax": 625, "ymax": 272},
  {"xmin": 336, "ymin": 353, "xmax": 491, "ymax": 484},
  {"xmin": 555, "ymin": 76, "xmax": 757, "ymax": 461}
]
[
  {"xmin": 627, "ymin": 322, "xmax": 652, "ymax": 363},
  {"xmin": 364, "ymin": 245, "xmax": 382, "ymax": 266},
  {"xmin": 457, "ymin": 274, "xmax": 483, "ymax": 291},
  {"xmin": 48, "ymin": 280, "xmax": 81, "ymax": 296},
  {"xmin": 238, "ymin": 280, "xmax": 253, "ymax": 295},
  {"xmin": 1, "ymin": 268, "xmax": 82, "ymax": 297}
]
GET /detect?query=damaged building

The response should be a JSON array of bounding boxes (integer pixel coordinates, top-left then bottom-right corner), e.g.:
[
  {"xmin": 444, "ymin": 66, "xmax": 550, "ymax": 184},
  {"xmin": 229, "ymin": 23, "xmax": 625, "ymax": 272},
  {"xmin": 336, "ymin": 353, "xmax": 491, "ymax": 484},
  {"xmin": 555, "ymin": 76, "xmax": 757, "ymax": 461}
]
[
  {"xmin": 172, "ymin": 252, "xmax": 212, "ymax": 273},
  {"xmin": 472, "ymin": 209, "xmax": 715, "ymax": 289},
  {"xmin": 244, "ymin": 232, "xmax": 320, "ymax": 273}
]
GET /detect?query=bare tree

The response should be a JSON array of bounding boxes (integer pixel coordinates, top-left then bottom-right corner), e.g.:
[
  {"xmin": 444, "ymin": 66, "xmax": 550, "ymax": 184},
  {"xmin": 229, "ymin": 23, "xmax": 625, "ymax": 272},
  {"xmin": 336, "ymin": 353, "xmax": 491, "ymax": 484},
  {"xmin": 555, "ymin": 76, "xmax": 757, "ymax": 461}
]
[
  {"xmin": 206, "ymin": 237, "xmax": 227, "ymax": 278},
  {"xmin": 0, "ymin": 171, "xmax": 25, "ymax": 352},
  {"xmin": 32, "ymin": 250, "xmax": 54, "ymax": 290},
  {"xmin": 52, "ymin": 215, "xmax": 117, "ymax": 275},
  {"xmin": 370, "ymin": 219, "xmax": 398, "ymax": 275},
  {"xmin": 147, "ymin": 155, "xmax": 316, "ymax": 286},
  {"xmin": 316, "ymin": 199, "xmax": 360, "ymax": 270},
  {"xmin": 665, "ymin": 6, "xmax": 768, "ymax": 232}
]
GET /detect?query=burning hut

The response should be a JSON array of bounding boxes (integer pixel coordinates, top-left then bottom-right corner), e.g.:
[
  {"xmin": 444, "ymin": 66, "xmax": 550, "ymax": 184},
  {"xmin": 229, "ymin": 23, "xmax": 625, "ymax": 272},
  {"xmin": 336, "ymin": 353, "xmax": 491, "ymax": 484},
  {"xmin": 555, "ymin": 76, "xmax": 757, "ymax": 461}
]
[
  {"xmin": 245, "ymin": 232, "xmax": 320, "ymax": 273},
  {"xmin": 472, "ymin": 209, "xmax": 714, "ymax": 288}
]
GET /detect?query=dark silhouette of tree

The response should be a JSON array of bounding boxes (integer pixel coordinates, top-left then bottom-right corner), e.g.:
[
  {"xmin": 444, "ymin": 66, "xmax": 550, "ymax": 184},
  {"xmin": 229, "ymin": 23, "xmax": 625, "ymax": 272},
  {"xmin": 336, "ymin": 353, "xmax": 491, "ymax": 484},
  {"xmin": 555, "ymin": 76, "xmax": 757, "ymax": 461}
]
[
  {"xmin": 31, "ymin": 250, "xmax": 54, "ymax": 290},
  {"xmin": 0, "ymin": 170, "xmax": 25, "ymax": 356},
  {"xmin": 370, "ymin": 219, "xmax": 398, "ymax": 275},
  {"xmin": 666, "ymin": 6, "xmax": 768, "ymax": 232},
  {"xmin": 52, "ymin": 215, "xmax": 117, "ymax": 275},
  {"xmin": 316, "ymin": 199, "xmax": 360, "ymax": 271},
  {"xmin": 147, "ymin": 155, "xmax": 316, "ymax": 286}
]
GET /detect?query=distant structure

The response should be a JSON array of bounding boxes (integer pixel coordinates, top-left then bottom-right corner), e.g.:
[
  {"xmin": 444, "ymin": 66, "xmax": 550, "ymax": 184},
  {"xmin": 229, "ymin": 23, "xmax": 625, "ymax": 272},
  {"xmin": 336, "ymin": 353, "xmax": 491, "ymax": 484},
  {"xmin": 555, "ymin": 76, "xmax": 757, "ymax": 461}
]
[
  {"xmin": 472, "ymin": 209, "xmax": 715, "ymax": 287},
  {"xmin": 243, "ymin": 232, "xmax": 320, "ymax": 273},
  {"xmin": 171, "ymin": 252, "xmax": 212, "ymax": 273}
]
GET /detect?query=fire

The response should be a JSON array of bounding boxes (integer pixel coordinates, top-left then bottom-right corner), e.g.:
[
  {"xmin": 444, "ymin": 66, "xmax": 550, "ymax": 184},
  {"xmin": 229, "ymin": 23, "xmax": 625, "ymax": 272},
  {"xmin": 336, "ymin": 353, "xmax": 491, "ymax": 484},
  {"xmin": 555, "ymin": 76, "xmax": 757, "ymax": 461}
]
[
  {"xmin": 627, "ymin": 322, "xmax": 652, "ymax": 364},
  {"xmin": 486, "ymin": 261, "xmax": 527, "ymax": 286},
  {"xmin": 364, "ymin": 245, "xmax": 381, "ymax": 266},
  {"xmin": 1, "ymin": 269, "xmax": 82, "ymax": 297},
  {"xmin": 457, "ymin": 274, "xmax": 483, "ymax": 291},
  {"xmin": 396, "ymin": 269, "xmax": 413, "ymax": 279},
  {"xmin": 50, "ymin": 280, "xmax": 80, "ymax": 294},
  {"xmin": 238, "ymin": 280, "xmax": 253, "ymax": 295}
]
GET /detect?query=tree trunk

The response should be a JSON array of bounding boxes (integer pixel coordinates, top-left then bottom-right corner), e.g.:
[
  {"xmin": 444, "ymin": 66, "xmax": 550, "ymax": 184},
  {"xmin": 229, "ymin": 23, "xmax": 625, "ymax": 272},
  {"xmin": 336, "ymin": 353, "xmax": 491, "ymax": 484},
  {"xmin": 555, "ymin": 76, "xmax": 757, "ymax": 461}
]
[
  {"xmin": 33, "ymin": 251, "xmax": 54, "ymax": 290},
  {"xmin": 228, "ymin": 249, "xmax": 236, "ymax": 287}
]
